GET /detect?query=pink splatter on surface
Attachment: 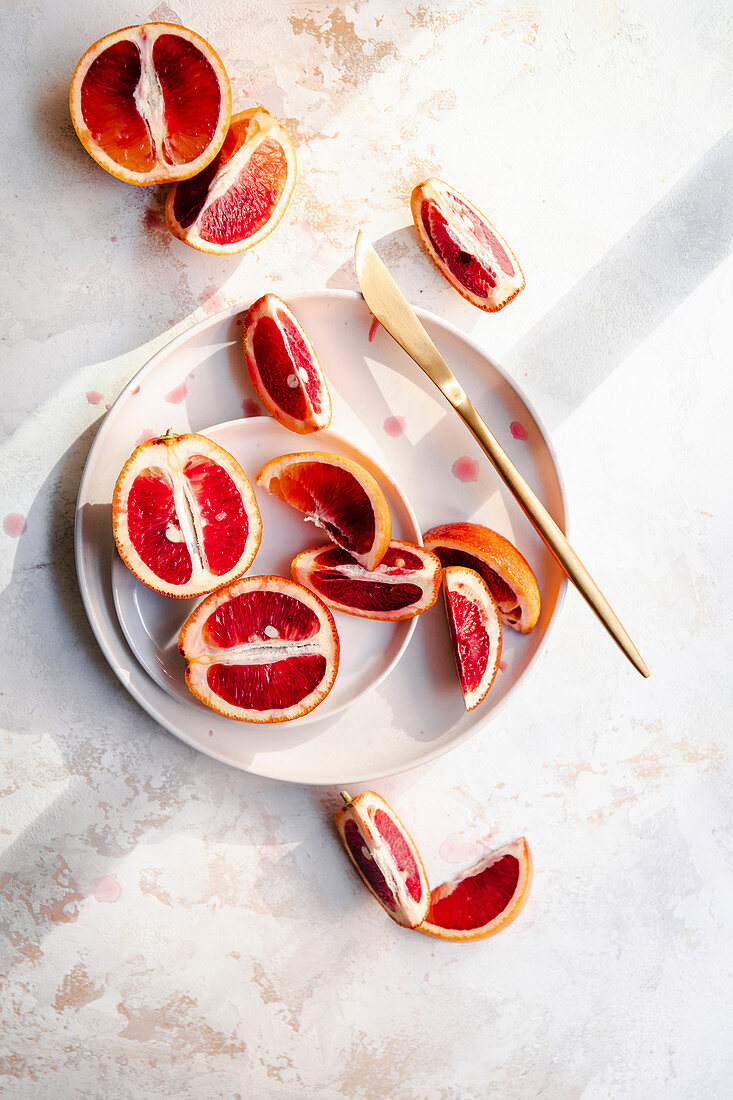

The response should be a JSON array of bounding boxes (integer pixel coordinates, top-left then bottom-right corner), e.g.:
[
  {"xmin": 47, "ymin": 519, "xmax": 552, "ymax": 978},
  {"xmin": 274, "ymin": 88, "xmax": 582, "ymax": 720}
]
[
  {"xmin": 438, "ymin": 833, "xmax": 483, "ymax": 865},
  {"xmin": 130, "ymin": 385, "xmax": 140, "ymax": 396},
  {"xmin": 383, "ymin": 415, "xmax": 406, "ymax": 437},
  {"xmin": 452, "ymin": 456, "xmax": 479, "ymax": 482},
  {"xmin": 104, "ymin": 403, "xmax": 111, "ymax": 411},
  {"xmin": 208, "ymin": 729, "xmax": 214, "ymax": 737},
  {"xmin": 499, "ymin": 660, "xmax": 508, "ymax": 672},
  {"xmin": 165, "ymin": 382, "xmax": 188, "ymax": 404},
  {"xmin": 510, "ymin": 421, "xmax": 528, "ymax": 441},
  {"xmin": 110, "ymin": 235, "xmax": 117, "ymax": 242},
  {"xmin": 242, "ymin": 398, "xmax": 263, "ymax": 418},
  {"xmin": 86, "ymin": 390, "xmax": 104, "ymax": 405},
  {"xmin": 368, "ymin": 316, "xmax": 379, "ymax": 342},
  {"xmin": 198, "ymin": 285, "xmax": 226, "ymax": 314},
  {"xmin": 3, "ymin": 513, "xmax": 26, "ymax": 537},
  {"xmin": 91, "ymin": 874, "xmax": 121, "ymax": 903},
  {"xmin": 135, "ymin": 428, "xmax": 156, "ymax": 446}
]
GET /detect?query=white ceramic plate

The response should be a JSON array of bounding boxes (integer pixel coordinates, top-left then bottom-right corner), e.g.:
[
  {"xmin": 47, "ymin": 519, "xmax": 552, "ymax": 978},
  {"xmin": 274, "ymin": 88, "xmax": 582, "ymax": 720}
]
[
  {"xmin": 75, "ymin": 290, "xmax": 567, "ymax": 784},
  {"xmin": 111, "ymin": 416, "xmax": 421, "ymax": 725}
]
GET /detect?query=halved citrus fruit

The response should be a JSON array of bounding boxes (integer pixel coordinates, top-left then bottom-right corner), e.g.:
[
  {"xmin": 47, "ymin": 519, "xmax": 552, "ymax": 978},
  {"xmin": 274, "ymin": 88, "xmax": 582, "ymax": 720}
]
[
  {"xmin": 70, "ymin": 23, "xmax": 231, "ymax": 186},
  {"xmin": 443, "ymin": 565, "xmax": 502, "ymax": 710},
  {"xmin": 179, "ymin": 575, "xmax": 339, "ymax": 723},
  {"xmin": 242, "ymin": 294, "xmax": 331, "ymax": 434},
  {"xmin": 418, "ymin": 838, "xmax": 532, "ymax": 941},
  {"xmin": 112, "ymin": 430, "xmax": 261, "ymax": 598},
  {"xmin": 256, "ymin": 452, "xmax": 392, "ymax": 571},
  {"xmin": 411, "ymin": 178, "xmax": 525, "ymax": 312},
  {"xmin": 292, "ymin": 540, "xmax": 441, "ymax": 621},
  {"xmin": 423, "ymin": 522, "xmax": 540, "ymax": 633},
  {"xmin": 165, "ymin": 107, "xmax": 296, "ymax": 254},
  {"xmin": 335, "ymin": 790, "xmax": 429, "ymax": 928}
]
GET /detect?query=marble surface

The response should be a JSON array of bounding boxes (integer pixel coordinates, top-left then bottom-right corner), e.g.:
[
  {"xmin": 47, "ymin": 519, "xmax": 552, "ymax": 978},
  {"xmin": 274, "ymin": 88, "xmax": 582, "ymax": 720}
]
[{"xmin": 1, "ymin": 1, "xmax": 732, "ymax": 1096}]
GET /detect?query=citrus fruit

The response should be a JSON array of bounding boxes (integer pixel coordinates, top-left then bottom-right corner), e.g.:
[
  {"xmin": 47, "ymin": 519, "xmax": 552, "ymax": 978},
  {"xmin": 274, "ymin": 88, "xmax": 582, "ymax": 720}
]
[
  {"xmin": 418, "ymin": 838, "xmax": 532, "ymax": 941},
  {"xmin": 256, "ymin": 452, "xmax": 392, "ymax": 571},
  {"xmin": 292, "ymin": 540, "xmax": 441, "ymax": 621},
  {"xmin": 442, "ymin": 565, "xmax": 502, "ymax": 710},
  {"xmin": 411, "ymin": 178, "xmax": 525, "ymax": 312},
  {"xmin": 70, "ymin": 23, "xmax": 231, "ymax": 186},
  {"xmin": 423, "ymin": 522, "xmax": 540, "ymax": 633},
  {"xmin": 165, "ymin": 107, "xmax": 296, "ymax": 254},
  {"xmin": 335, "ymin": 790, "xmax": 429, "ymax": 928},
  {"xmin": 179, "ymin": 575, "xmax": 339, "ymax": 723},
  {"xmin": 112, "ymin": 430, "xmax": 261, "ymax": 598},
  {"xmin": 242, "ymin": 295, "xmax": 331, "ymax": 434}
]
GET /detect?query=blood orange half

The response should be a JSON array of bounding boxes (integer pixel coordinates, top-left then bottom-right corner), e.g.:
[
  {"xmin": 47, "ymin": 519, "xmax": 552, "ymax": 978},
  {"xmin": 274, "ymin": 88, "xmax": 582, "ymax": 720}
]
[
  {"xmin": 179, "ymin": 575, "xmax": 339, "ymax": 723},
  {"xmin": 423, "ymin": 522, "xmax": 540, "ymax": 633},
  {"xmin": 165, "ymin": 108, "xmax": 296, "ymax": 254},
  {"xmin": 411, "ymin": 178, "xmax": 525, "ymax": 312},
  {"xmin": 418, "ymin": 838, "xmax": 532, "ymax": 941},
  {"xmin": 292, "ymin": 541, "xmax": 441, "ymax": 621},
  {"xmin": 256, "ymin": 452, "xmax": 392, "ymax": 571},
  {"xmin": 335, "ymin": 790, "xmax": 429, "ymax": 928},
  {"xmin": 112, "ymin": 430, "xmax": 261, "ymax": 598},
  {"xmin": 243, "ymin": 295, "xmax": 331, "ymax": 434},
  {"xmin": 443, "ymin": 565, "xmax": 502, "ymax": 710},
  {"xmin": 70, "ymin": 23, "xmax": 231, "ymax": 186}
]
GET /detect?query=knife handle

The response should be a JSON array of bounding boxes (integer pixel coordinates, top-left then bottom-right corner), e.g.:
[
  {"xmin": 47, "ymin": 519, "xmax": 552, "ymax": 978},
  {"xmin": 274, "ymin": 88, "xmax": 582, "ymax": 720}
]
[{"xmin": 459, "ymin": 398, "xmax": 649, "ymax": 678}]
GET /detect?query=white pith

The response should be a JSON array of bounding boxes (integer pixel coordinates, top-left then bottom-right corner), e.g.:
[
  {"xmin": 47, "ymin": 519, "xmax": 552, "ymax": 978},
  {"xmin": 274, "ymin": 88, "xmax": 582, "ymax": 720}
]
[
  {"xmin": 443, "ymin": 564, "xmax": 502, "ymax": 711},
  {"xmin": 336, "ymin": 792, "xmax": 429, "ymax": 929},
  {"xmin": 170, "ymin": 110, "xmax": 297, "ymax": 254},
  {"xmin": 179, "ymin": 576, "xmax": 339, "ymax": 723},
  {"xmin": 70, "ymin": 23, "xmax": 230, "ymax": 185},
  {"xmin": 414, "ymin": 178, "xmax": 524, "ymax": 311},
  {"xmin": 113, "ymin": 434, "xmax": 261, "ymax": 598}
]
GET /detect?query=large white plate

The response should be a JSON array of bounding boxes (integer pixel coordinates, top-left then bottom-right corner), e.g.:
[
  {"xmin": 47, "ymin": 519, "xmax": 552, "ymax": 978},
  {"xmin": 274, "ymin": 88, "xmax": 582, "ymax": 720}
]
[{"xmin": 75, "ymin": 290, "xmax": 567, "ymax": 784}]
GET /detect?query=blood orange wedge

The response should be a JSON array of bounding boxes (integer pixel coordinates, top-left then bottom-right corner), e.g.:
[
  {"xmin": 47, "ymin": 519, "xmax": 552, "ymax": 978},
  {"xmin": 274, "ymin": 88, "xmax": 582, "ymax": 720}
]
[
  {"xmin": 443, "ymin": 565, "xmax": 502, "ymax": 710},
  {"xmin": 112, "ymin": 430, "xmax": 261, "ymax": 598},
  {"xmin": 165, "ymin": 108, "xmax": 296, "ymax": 254},
  {"xmin": 70, "ymin": 23, "xmax": 231, "ymax": 186},
  {"xmin": 179, "ymin": 575, "xmax": 339, "ymax": 723},
  {"xmin": 423, "ymin": 522, "xmax": 540, "ymax": 633},
  {"xmin": 242, "ymin": 295, "xmax": 331, "ymax": 434},
  {"xmin": 411, "ymin": 178, "xmax": 525, "ymax": 312},
  {"xmin": 418, "ymin": 838, "xmax": 532, "ymax": 942},
  {"xmin": 335, "ymin": 790, "xmax": 429, "ymax": 928},
  {"xmin": 256, "ymin": 452, "xmax": 392, "ymax": 571},
  {"xmin": 292, "ymin": 541, "xmax": 441, "ymax": 621}
]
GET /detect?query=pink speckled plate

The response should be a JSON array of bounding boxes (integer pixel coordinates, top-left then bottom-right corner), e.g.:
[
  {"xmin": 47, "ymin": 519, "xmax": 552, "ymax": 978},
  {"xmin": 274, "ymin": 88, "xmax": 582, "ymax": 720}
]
[{"xmin": 75, "ymin": 290, "xmax": 567, "ymax": 785}]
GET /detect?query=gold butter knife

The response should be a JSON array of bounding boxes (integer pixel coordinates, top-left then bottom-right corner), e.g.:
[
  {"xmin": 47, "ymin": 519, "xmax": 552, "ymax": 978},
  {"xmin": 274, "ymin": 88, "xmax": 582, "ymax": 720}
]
[{"xmin": 355, "ymin": 230, "xmax": 649, "ymax": 678}]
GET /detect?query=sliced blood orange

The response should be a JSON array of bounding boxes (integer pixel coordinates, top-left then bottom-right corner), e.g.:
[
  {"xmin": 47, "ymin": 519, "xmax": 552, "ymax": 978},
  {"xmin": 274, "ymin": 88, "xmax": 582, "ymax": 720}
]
[
  {"xmin": 292, "ymin": 540, "xmax": 441, "ymax": 621},
  {"xmin": 443, "ymin": 565, "xmax": 502, "ymax": 710},
  {"xmin": 179, "ymin": 575, "xmax": 339, "ymax": 723},
  {"xmin": 411, "ymin": 178, "xmax": 525, "ymax": 312},
  {"xmin": 418, "ymin": 838, "xmax": 532, "ymax": 941},
  {"xmin": 256, "ymin": 452, "xmax": 392, "ymax": 571},
  {"xmin": 242, "ymin": 295, "xmax": 331, "ymax": 434},
  {"xmin": 423, "ymin": 522, "xmax": 540, "ymax": 633},
  {"xmin": 335, "ymin": 790, "xmax": 429, "ymax": 929},
  {"xmin": 70, "ymin": 23, "xmax": 231, "ymax": 186},
  {"xmin": 112, "ymin": 430, "xmax": 261, "ymax": 598},
  {"xmin": 165, "ymin": 108, "xmax": 296, "ymax": 254}
]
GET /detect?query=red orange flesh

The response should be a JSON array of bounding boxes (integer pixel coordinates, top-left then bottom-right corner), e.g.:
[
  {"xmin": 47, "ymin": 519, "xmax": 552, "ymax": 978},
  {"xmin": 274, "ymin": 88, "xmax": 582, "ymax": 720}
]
[{"xmin": 443, "ymin": 565, "xmax": 502, "ymax": 710}]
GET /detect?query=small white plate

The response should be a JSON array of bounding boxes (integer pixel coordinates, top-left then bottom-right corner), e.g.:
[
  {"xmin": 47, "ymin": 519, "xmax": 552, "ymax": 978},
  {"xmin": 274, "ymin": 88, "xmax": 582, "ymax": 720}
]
[
  {"xmin": 75, "ymin": 290, "xmax": 567, "ymax": 784},
  {"xmin": 111, "ymin": 416, "xmax": 420, "ymax": 725}
]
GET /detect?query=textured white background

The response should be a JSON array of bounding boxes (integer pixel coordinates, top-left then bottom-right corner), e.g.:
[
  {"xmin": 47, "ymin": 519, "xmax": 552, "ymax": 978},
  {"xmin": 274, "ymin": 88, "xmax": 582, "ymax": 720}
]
[{"xmin": 1, "ymin": 1, "xmax": 732, "ymax": 1097}]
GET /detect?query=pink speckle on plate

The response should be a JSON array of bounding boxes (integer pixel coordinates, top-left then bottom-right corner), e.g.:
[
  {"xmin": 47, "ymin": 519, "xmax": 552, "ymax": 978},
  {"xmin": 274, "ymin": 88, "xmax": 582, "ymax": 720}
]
[
  {"xmin": 498, "ymin": 660, "xmax": 508, "ymax": 672},
  {"xmin": 242, "ymin": 398, "xmax": 263, "ymax": 418},
  {"xmin": 368, "ymin": 316, "xmax": 379, "ymax": 342},
  {"xmin": 130, "ymin": 385, "xmax": 140, "ymax": 396},
  {"xmin": 165, "ymin": 382, "xmax": 188, "ymax": 404},
  {"xmin": 110, "ymin": 235, "xmax": 117, "ymax": 242},
  {"xmin": 510, "ymin": 421, "xmax": 528, "ymax": 441},
  {"xmin": 136, "ymin": 428, "xmax": 156, "ymax": 446},
  {"xmin": 91, "ymin": 874, "xmax": 121, "ymax": 903},
  {"xmin": 383, "ymin": 415, "xmax": 406, "ymax": 437},
  {"xmin": 86, "ymin": 390, "xmax": 104, "ymax": 406},
  {"xmin": 452, "ymin": 456, "xmax": 479, "ymax": 482},
  {"xmin": 3, "ymin": 513, "xmax": 26, "ymax": 538},
  {"xmin": 208, "ymin": 729, "xmax": 214, "ymax": 737}
]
